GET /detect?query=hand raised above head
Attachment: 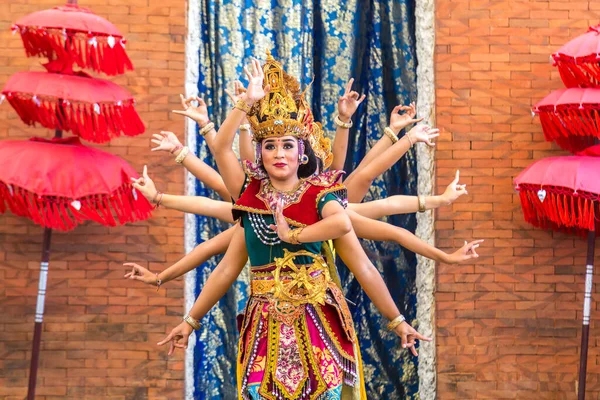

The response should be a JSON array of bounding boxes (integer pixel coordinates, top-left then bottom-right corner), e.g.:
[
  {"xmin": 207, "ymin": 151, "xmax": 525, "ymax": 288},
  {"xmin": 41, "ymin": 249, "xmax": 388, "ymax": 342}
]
[
  {"xmin": 389, "ymin": 102, "xmax": 423, "ymax": 133},
  {"xmin": 243, "ymin": 58, "xmax": 270, "ymax": 104},
  {"xmin": 338, "ymin": 78, "xmax": 366, "ymax": 121}
]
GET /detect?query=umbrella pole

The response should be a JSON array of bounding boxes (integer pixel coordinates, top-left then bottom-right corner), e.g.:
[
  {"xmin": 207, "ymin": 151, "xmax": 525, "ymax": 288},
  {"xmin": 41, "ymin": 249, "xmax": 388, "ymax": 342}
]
[
  {"xmin": 578, "ymin": 230, "xmax": 597, "ymax": 400},
  {"xmin": 27, "ymin": 227, "xmax": 53, "ymax": 400}
]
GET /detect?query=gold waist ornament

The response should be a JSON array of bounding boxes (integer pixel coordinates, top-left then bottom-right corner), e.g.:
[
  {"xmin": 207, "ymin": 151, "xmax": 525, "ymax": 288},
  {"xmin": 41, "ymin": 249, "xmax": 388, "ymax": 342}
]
[{"xmin": 251, "ymin": 249, "xmax": 331, "ymax": 307}]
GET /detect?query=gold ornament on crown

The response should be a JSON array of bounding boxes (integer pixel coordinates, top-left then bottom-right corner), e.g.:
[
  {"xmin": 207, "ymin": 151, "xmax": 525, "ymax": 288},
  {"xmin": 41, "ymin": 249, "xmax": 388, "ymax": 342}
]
[{"xmin": 248, "ymin": 51, "xmax": 334, "ymax": 169}]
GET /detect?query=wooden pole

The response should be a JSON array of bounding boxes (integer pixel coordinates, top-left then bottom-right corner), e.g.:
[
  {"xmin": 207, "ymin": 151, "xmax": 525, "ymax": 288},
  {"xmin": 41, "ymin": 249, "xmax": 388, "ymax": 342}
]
[
  {"xmin": 26, "ymin": 228, "xmax": 53, "ymax": 400},
  {"xmin": 578, "ymin": 230, "xmax": 597, "ymax": 400}
]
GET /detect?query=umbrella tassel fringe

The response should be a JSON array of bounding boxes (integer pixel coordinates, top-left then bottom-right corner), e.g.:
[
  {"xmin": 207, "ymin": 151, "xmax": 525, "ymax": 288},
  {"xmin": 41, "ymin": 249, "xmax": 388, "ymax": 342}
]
[
  {"xmin": 519, "ymin": 189, "xmax": 596, "ymax": 236},
  {"xmin": 17, "ymin": 29, "xmax": 133, "ymax": 76},
  {"xmin": 0, "ymin": 182, "xmax": 152, "ymax": 232}
]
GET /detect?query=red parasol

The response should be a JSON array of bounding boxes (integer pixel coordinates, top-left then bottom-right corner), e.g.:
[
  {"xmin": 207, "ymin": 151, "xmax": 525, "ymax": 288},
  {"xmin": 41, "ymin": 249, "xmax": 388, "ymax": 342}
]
[
  {"xmin": 12, "ymin": 4, "xmax": 133, "ymax": 76},
  {"xmin": 552, "ymin": 25, "xmax": 600, "ymax": 88},
  {"xmin": 533, "ymin": 88, "xmax": 600, "ymax": 153},
  {"xmin": 515, "ymin": 154, "xmax": 599, "ymax": 235},
  {"xmin": 515, "ymin": 153, "xmax": 599, "ymax": 399},
  {"xmin": 2, "ymin": 70, "xmax": 145, "ymax": 143},
  {"xmin": 0, "ymin": 136, "xmax": 153, "ymax": 231},
  {"xmin": 3, "ymin": 2, "xmax": 149, "ymax": 398}
]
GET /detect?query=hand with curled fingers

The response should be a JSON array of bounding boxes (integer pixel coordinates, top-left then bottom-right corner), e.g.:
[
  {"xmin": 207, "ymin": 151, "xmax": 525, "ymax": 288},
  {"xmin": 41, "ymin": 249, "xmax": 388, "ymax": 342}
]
[
  {"xmin": 157, "ymin": 321, "xmax": 194, "ymax": 356},
  {"xmin": 441, "ymin": 170, "xmax": 468, "ymax": 205},
  {"xmin": 150, "ymin": 131, "xmax": 183, "ymax": 154},
  {"xmin": 123, "ymin": 262, "xmax": 157, "ymax": 286},
  {"xmin": 407, "ymin": 124, "xmax": 440, "ymax": 147},
  {"xmin": 389, "ymin": 102, "xmax": 423, "ymax": 134},
  {"xmin": 243, "ymin": 58, "xmax": 270, "ymax": 104},
  {"xmin": 130, "ymin": 165, "xmax": 158, "ymax": 203},
  {"xmin": 172, "ymin": 94, "xmax": 210, "ymax": 126},
  {"xmin": 338, "ymin": 78, "xmax": 366, "ymax": 121},
  {"xmin": 446, "ymin": 239, "xmax": 485, "ymax": 264},
  {"xmin": 268, "ymin": 198, "xmax": 292, "ymax": 243},
  {"xmin": 393, "ymin": 321, "xmax": 432, "ymax": 357}
]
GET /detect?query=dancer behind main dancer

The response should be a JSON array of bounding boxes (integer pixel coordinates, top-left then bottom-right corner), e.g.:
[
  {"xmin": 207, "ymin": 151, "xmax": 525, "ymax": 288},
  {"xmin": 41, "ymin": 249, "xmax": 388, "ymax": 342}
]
[{"xmin": 151, "ymin": 54, "xmax": 442, "ymax": 400}]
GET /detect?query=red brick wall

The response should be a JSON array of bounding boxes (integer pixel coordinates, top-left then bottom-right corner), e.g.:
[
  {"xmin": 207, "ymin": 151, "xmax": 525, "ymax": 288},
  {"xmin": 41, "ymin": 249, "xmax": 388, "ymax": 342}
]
[
  {"xmin": 0, "ymin": 1, "xmax": 187, "ymax": 398},
  {"xmin": 435, "ymin": 1, "xmax": 600, "ymax": 399}
]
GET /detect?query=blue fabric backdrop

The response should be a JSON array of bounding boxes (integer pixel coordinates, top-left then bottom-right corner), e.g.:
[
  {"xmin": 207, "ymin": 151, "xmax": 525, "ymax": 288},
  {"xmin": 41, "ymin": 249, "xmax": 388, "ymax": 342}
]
[{"xmin": 192, "ymin": 1, "xmax": 419, "ymax": 398}]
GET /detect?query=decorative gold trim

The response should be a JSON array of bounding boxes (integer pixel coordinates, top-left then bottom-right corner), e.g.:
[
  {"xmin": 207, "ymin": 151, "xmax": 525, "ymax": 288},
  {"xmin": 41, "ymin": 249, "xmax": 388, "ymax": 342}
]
[
  {"xmin": 231, "ymin": 204, "xmax": 307, "ymax": 228},
  {"xmin": 315, "ymin": 184, "xmax": 347, "ymax": 208}
]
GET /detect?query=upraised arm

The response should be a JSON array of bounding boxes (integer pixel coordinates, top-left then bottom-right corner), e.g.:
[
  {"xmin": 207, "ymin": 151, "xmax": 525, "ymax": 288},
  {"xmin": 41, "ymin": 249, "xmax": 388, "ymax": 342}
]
[
  {"xmin": 213, "ymin": 59, "xmax": 269, "ymax": 200},
  {"xmin": 329, "ymin": 78, "xmax": 366, "ymax": 171},
  {"xmin": 150, "ymin": 131, "xmax": 231, "ymax": 201}
]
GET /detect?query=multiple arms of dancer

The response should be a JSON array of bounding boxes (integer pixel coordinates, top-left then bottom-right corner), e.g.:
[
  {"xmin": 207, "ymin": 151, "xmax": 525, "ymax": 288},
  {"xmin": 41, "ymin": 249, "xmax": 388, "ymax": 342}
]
[
  {"xmin": 130, "ymin": 165, "xmax": 234, "ymax": 223},
  {"xmin": 157, "ymin": 225, "xmax": 249, "ymax": 355},
  {"xmin": 347, "ymin": 170, "xmax": 467, "ymax": 219},
  {"xmin": 124, "ymin": 226, "xmax": 236, "ymax": 287}
]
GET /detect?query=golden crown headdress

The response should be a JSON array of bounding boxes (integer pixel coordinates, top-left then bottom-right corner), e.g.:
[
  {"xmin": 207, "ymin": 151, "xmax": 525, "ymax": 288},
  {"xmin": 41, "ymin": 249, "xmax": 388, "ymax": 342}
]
[{"xmin": 248, "ymin": 51, "xmax": 333, "ymax": 169}]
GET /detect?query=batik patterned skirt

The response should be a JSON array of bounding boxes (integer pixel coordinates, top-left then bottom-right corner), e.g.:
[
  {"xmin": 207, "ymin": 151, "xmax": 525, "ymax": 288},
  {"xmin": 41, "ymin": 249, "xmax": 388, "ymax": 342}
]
[{"xmin": 236, "ymin": 255, "xmax": 366, "ymax": 400}]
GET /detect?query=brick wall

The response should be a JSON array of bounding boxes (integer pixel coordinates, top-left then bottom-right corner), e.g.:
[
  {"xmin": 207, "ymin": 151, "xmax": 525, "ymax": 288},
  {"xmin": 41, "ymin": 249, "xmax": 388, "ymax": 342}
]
[
  {"xmin": 0, "ymin": 0, "xmax": 187, "ymax": 398},
  {"xmin": 435, "ymin": 1, "xmax": 600, "ymax": 399}
]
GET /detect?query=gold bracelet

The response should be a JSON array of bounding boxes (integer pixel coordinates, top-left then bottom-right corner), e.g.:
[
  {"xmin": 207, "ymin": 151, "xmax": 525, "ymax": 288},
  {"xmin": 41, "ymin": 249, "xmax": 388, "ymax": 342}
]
[
  {"xmin": 234, "ymin": 99, "xmax": 252, "ymax": 114},
  {"xmin": 289, "ymin": 227, "xmax": 304, "ymax": 245},
  {"xmin": 183, "ymin": 314, "xmax": 201, "ymax": 330},
  {"xmin": 334, "ymin": 114, "xmax": 353, "ymax": 129},
  {"xmin": 239, "ymin": 123, "xmax": 251, "ymax": 132},
  {"xmin": 175, "ymin": 146, "xmax": 189, "ymax": 164},
  {"xmin": 199, "ymin": 122, "xmax": 215, "ymax": 136},
  {"xmin": 383, "ymin": 127, "xmax": 398, "ymax": 144},
  {"xmin": 387, "ymin": 314, "xmax": 406, "ymax": 331},
  {"xmin": 418, "ymin": 195, "xmax": 426, "ymax": 213}
]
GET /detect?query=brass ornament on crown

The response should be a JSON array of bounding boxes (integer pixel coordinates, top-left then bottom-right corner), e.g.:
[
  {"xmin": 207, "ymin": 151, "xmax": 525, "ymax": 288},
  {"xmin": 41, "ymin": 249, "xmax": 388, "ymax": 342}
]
[{"xmin": 248, "ymin": 51, "xmax": 334, "ymax": 169}]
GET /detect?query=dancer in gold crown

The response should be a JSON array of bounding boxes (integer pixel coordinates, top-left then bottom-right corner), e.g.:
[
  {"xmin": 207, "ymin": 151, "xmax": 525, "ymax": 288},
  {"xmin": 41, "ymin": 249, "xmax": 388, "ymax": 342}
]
[{"xmin": 152, "ymin": 53, "xmax": 441, "ymax": 400}]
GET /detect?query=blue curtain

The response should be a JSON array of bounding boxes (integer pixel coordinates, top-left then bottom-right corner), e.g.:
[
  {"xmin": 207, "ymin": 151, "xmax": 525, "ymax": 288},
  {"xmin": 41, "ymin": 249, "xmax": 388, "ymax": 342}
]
[{"xmin": 192, "ymin": 0, "xmax": 418, "ymax": 398}]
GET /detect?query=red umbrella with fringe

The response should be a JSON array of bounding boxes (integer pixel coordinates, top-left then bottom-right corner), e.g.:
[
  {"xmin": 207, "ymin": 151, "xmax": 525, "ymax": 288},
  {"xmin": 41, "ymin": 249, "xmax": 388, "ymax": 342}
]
[
  {"xmin": 533, "ymin": 88, "xmax": 600, "ymax": 153},
  {"xmin": 515, "ymin": 148, "xmax": 600, "ymax": 399},
  {"xmin": 1, "ymin": 69, "xmax": 145, "ymax": 143},
  {"xmin": 0, "ymin": 136, "xmax": 153, "ymax": 400},
  {"xmin": 0, "ymin": 136, "xmax": 153, "ymax": 231},
  {"xmin": 12, "ymin": 3, "xmax": 133, "ymax": 76},
  {"xmin": 552, "ymin": 24, "xmax": 600, "ymax": 88}
]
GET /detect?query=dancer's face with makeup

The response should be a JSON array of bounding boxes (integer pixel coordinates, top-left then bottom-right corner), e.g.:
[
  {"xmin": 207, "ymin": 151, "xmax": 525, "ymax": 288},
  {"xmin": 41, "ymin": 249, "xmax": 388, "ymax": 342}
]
[{"xmin": 261, "ymin": 136, "xmax": 300, "ymax": 181}]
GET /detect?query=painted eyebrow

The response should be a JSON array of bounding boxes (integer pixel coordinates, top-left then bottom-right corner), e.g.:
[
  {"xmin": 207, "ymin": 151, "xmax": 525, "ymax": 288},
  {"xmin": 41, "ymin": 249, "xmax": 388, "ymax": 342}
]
[{"xmin": 263, "ymin": 139, "xmax": 296, "ymax": 144}]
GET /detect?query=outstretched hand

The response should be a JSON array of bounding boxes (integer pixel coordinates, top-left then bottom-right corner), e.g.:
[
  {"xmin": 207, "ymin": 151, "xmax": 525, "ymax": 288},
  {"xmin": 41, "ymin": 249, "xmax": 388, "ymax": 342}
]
[
  {"xmin": 130, "ymin": 165, "xmax": 158, "ymax": 203},
  {"xmin": 244, "ymin": 58, "xmax": 270, "ymax": 104},
  {"xmin": 338, "ymin": 78, "xmax": 366, "ymax": 122},
  {"xmin": 150, "ymin": 131, "xmax": 183, "ymax": 154},
  {"xmin": 407, "ymin": 124, "xmax": 440, "ymax": 147},
  {"xmin": 447, "ymin": 240, "xmax": 484, "ymax": 264},
  {"xmin": 389, "ymin": 102, "xmax": 423, "ymax": 133},
  {"xmin": 268, "ymin": 197, "xmax": 292, "ymax": 243},
  {"xmin": 123, "ymin": 262, "xmax": 157, "ymax": 286},
  {"xmin": 172, "ymin": 94, "xmax": 210, "ymax": 126},
  {"xmin": 441, "ymin": 170, "xmax": 467, "ymax": 205},
  {"xmin": 393, "ymin": 321, "xmax": 432, "ymax": 357},
  {"xmin": 157, "ymin": 321, "xmax": 193, "ymax": 356}
]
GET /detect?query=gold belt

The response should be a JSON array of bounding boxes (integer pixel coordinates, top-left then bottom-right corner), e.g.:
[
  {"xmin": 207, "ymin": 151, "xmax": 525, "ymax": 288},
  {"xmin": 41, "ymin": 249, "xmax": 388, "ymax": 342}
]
[{"xmin": 251, "ymin": 249, "xmax": 331, "ymax": 306}]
